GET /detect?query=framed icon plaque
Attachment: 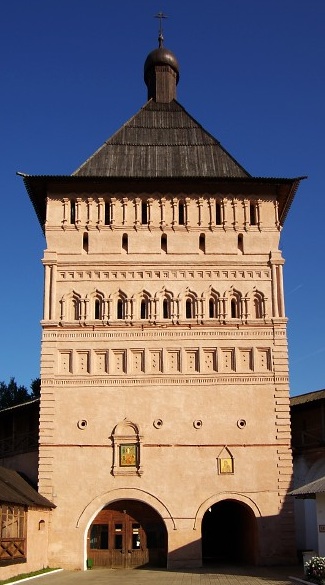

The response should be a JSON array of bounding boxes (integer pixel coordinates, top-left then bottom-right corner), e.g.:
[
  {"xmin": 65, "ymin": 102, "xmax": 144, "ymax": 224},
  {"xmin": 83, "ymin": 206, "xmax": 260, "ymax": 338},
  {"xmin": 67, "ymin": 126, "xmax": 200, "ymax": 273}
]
[
  {"xmin": 120, "ymin": 444, "xmax": 137, "ymax": 467},
  {"xmin": 218, "ymin": 457, "xmax": 234, "ymax": 474}
]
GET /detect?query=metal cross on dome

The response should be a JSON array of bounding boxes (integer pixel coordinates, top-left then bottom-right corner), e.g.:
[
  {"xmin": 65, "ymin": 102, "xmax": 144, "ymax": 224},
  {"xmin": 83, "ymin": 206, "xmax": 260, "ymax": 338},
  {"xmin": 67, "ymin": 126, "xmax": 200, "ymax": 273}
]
[{"xmin": 155, "ymin": 12, "xmax": 168, "ymax": 47}]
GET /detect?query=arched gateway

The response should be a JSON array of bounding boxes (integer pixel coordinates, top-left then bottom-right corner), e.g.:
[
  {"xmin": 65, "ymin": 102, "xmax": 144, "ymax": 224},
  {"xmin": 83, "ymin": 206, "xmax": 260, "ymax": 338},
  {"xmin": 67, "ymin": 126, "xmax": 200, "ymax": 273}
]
[
  {"xmin": 87, "ymin": 499, "xmax": 167, "ymax": 568},
  {"xmin": 202, "ymin": 500, "xmax": 257, "ymax": 565}
]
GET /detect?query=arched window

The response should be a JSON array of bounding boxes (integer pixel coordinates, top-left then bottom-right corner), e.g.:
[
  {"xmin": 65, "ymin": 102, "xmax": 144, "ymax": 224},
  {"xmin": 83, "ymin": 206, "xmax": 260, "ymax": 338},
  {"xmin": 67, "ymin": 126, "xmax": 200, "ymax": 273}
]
[
  {"xmin": 231, "ymin": 298, "xmax": 238, "ymax": 318},
  {"xmin": 117, "ymin": 298, "xmax": 124, "ymax": 320},
  {"xmin": 94, "ymin": 298, "xmax": 101, "ymax": 320},
  {"xmin": 122, "ymin": 233, "xmax": 128, "ymax": 253},
  {"xmin": 61, "ymin": 292, "xmax": 81, "ymax": 321},
  {"xmin": 209, "ymin": 297, "xmax": 220, "ymax": 319},
  {"xmin": 186, "ymin": 298, "xmax": 194, "ymax": 319},
  {"xmin": 199, "ymin": 233, "xmax": 205, "ymax": 253},
  {"xmin": 216, "ymin": 201, "xmax": 222, "ymax": 225},
  {"xmin": 161, "ymin": 234, "xmax": 167, "ymax": 253},
  {"xmin": 141, "ymin": 201, "xmax": 148, "ymax": 225},
  {"xmin": 178, "ymin": 201, "xmax": 185, "ymax": 225},
  {"xmin": 238, "ymin": 233, "xmax": 243, "ymax": 253},
  {"xmin": 229, "ymin": 289, "xmax": 241, "ymax": 320},
  {"xmin": 83, "ymin": 232, "xmax": 88, "ymax": 253},
  {"xmin": 140, "ymin": 298, "xmax": 149, "ymax": 320},
  {"xmin": 163, "ymin": 298, "xmax": 170, "ymax": 319},
  {"xmin": 208, "ymin": 290, "xmax": 220, "ymax": 319},
  {"xmin": 72, "ymin": 297, "xmax": 79, "ymax": 320},
  {"xmin": 253, "ymin": 293, "xmax": 264, "ymax": 319}
]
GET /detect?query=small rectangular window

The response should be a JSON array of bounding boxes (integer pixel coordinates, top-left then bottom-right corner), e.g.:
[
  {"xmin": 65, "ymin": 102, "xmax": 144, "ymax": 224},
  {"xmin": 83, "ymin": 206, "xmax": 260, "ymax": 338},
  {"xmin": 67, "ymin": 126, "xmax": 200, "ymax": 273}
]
[
  {"xmin": 122, "ymin": 234, "xmax": 128, "ymax": 253},
  {"xmin": 95, "ymin": 299, "xmax": 101, "ymax": 320},
  {"xmin": 117, "ymin": 299, "xmax": 124, "ymax": 319},
  {"xmin": 250, "ymin": 203, "xmax": 257, "ymax": 226},
  {"xmin": 163, "ymin": 298, "xmax": 170, "ymax": 319},
  {"xmin": 83, "ymin": 232, "xmax": 89, "ymax": 253},
  {"xmin": 104, "ymin": 201, "xmax": 111, "ymax": 225},
  {"xmin": 178, "ymin": 202, "xmax": 185, "ymax": 225},
  {"xmin": 141, "ymin": 299, "xmax": 148, "ymax": 319},
  {"xmin": 199, "ymin": 233, "xmax": 205, "ymax": 253},
  {"xmin": 216, "ymin": 201, "xmax": 222, "ymax": 225},
  {"xmin": 114, "ymin": 525, "xmax": 123, "ymax": 550},
  {"xmin": 186, "ymin": 299, "xmax": 193, "ymax": 318},
  {"xmin": 141, "ymin": 201, "xmax": 148, "ymax": 225},
  {"xmin": 132, "ymin": 524, "xmax": 141, "ymax": 549},
  {"xmin": 90, "ymin": 524, "xmax": 109, "ymax": 549},
  {"xmin": 70, "ymin": 201, "xmax": 76, "ymax": 224}
]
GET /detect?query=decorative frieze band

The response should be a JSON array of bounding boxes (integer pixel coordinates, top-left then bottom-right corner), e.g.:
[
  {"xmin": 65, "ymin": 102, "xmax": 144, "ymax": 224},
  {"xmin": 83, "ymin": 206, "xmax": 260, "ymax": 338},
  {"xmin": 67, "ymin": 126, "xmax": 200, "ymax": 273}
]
[
  {"xmin": 43, "ymin": 328, "xmax": 286, "ymax": 341},
  {"xmin": 58, "ymin": 268, "xmax": 271, "ymax": 281},
  {"xmin": 41, "ymin": 375, "xmax": 289, "ymax": 387}
]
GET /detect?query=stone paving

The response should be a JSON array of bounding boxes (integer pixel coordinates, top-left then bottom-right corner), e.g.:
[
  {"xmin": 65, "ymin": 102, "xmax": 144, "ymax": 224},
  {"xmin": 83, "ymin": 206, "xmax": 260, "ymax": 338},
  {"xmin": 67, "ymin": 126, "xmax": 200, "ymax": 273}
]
[{"xmin": 15, "ymin": 565, "xmax": 307, "ymax": 585}]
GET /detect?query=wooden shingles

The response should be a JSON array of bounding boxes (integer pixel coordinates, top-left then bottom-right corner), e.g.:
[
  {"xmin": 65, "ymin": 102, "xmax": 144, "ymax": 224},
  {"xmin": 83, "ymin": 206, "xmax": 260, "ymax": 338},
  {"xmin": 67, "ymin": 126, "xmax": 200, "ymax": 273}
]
[
  {"xmin": 0, "ymin": 466, "xmax": 54, "ymax": 508},
  {"xmin": 73, "ymin": 100, "xmax": 250, "ymax": 179}
]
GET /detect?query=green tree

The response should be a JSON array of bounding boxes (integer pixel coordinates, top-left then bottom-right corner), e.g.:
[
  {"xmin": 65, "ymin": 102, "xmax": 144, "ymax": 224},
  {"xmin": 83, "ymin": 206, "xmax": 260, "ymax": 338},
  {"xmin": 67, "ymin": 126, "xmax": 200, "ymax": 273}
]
[
  {"xmin": 30, "ymin": 377, "xmax": 41, "ymax": 398},
  {"xmin": 0, "ymin": 377, "xmax": 41, "ymax": 409},
  {"xmin": 0, "ymin": 377, "xmax": 29, "ymax": 409}
]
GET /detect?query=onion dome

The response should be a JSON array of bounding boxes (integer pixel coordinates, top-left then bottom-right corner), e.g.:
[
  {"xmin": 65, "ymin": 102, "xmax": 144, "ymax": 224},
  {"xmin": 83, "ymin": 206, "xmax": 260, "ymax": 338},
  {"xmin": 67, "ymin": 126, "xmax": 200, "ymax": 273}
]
[
  {"xmin": 144, "ymin": 47, "xmax": 180, "ymax": 85},
  {"xmin": 144, "ymin": 46, "xmax": 180, "ymax": 103}
]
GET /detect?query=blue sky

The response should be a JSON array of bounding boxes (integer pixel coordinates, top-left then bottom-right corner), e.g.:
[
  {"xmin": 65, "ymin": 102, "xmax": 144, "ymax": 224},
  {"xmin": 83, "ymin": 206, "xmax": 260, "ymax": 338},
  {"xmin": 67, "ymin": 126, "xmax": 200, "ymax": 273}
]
[{"xmin": 1, "ymin": 0, "xmax": 324, "ymax": 396}]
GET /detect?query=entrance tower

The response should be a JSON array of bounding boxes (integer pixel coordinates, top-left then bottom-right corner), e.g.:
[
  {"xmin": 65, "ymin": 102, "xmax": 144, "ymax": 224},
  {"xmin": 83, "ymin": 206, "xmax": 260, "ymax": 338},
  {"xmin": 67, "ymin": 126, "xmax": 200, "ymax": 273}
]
[{"xmin": 22, "ymin": 37, "xmax": 302, "ymax": 569}]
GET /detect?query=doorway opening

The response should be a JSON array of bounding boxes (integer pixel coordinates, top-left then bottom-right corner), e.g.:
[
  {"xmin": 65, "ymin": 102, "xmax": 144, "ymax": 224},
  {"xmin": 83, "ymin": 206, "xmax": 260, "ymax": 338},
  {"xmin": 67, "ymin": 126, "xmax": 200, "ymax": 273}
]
[
  {"xmin": 202, "ymin": 499, "xmax": 257, "ymax": 565},
  {"xmin": 87, "ymin": 499, "xmax": 167, "ymax": 568}
]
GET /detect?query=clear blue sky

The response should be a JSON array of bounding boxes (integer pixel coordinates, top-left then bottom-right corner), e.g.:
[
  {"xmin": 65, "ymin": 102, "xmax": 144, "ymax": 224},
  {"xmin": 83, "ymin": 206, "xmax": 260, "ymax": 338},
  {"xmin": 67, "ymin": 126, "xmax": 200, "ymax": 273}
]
[{"xmin": 1, "ymin": 1, "xmax": 324, "ymax": 396}]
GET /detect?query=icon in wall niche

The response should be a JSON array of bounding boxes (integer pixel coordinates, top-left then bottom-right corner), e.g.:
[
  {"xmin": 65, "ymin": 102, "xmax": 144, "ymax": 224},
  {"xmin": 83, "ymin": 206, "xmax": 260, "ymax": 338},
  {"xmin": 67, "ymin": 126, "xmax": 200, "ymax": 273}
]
[
  {"xmin": 217, "ymin": 446, "xmax": 234, "ymax": 474},
  {"xmin": 120, "ymin": 444, "xmax": 137, "ymax": 467},
  {"xmin": 111, "ymin": 419, "xmax": 143, "ymax": 476}
]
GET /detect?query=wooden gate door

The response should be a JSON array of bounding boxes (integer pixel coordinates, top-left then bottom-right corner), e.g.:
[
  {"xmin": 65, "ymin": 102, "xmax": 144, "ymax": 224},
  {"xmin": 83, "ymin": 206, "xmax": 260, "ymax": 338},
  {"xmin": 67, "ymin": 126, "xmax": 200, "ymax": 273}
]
[
  {"xmin": 111, "ymin": 519, "xmax": 148, "ymax": 568},
  {"xmin": 88, "ymin": 507, "xmax": 149, "ymax": 568}
]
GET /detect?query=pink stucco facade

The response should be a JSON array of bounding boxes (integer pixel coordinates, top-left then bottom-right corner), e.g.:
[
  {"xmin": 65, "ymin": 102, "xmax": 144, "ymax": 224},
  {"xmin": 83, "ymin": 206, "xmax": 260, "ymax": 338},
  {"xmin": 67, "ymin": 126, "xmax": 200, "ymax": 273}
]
[{"xmin": 22, "ymin": 43, "xmax": 301, "ymax": 570}]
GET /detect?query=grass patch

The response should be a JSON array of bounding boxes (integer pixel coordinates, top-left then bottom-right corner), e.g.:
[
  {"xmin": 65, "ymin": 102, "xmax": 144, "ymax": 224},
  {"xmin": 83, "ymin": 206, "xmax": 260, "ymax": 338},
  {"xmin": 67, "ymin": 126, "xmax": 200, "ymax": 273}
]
[{"xmin": 0, "ymin": 567, "xmax": 60, "ymax": 585}]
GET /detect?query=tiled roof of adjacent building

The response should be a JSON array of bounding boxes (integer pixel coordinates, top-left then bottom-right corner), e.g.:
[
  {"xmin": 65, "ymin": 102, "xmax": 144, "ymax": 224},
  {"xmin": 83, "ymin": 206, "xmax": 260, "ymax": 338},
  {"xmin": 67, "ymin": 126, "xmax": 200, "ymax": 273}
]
[
  {"xmin": 72, "ymin": 100, "xmax": 250, "ymax": 179},
  {"xmin": 0, "ymin": 466, "xmax": 54, "ymax": 508},
  {"xmin": 290, "ymin": 389, "xmax": 325, "ymax": 407},
  {"xmin": 290, "ymin": 475, "xmax": 325, "ymax": 498}
]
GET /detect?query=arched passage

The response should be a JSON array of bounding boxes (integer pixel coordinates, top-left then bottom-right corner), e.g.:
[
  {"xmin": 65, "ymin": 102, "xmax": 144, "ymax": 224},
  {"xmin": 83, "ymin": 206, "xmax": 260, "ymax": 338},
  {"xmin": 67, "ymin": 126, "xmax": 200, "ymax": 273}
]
[
  {"xmin": 201, "ymin": 499, "xmax": 257, "ymax": 565},
  {"xmin": 87, "ymin": 499, "xmax": 167, "ymax": 568}
]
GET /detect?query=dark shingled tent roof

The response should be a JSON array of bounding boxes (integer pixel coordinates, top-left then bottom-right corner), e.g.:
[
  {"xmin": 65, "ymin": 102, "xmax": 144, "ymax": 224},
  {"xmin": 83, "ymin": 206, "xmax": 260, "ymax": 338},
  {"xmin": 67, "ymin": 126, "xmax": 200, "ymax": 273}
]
[
  {"xmin": 19, "ymin": 43, "xmax": 305, "ymax": 230},
  {"xmin": 72, "ymin": 100, "xmax": 250, "ymax": 179},
  {"xmin": 0, "ymin": 466, "xmax": 54, "ymax": 508}
]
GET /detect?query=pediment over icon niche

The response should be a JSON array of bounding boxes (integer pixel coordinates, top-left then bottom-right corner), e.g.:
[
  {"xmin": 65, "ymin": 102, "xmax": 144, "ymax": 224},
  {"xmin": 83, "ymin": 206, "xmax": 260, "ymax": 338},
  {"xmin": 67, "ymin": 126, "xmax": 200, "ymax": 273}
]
[{"xmin": 112, "ymin": 418, "xmax": 140, "ymax": 439}]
